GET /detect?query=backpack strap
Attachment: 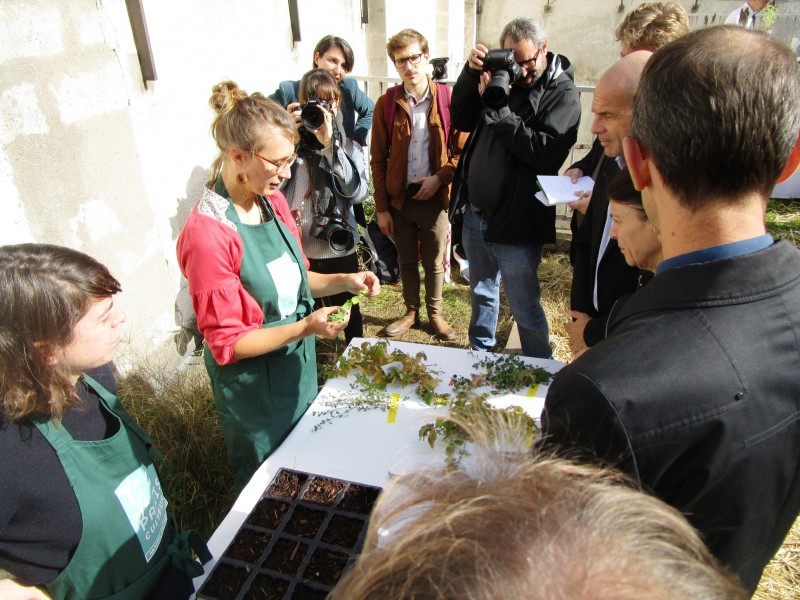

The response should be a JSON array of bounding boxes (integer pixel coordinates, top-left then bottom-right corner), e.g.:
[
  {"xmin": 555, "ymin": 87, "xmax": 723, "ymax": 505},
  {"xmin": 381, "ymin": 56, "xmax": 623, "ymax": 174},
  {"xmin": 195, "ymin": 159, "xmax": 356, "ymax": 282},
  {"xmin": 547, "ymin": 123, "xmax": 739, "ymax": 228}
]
[
  {"xmin": 382, "ymin": 84, "xmax": 403, "ymax": 150},
  {"xmin": 434, "ymin": 82, "xmax": 452, "ymax": 148}
]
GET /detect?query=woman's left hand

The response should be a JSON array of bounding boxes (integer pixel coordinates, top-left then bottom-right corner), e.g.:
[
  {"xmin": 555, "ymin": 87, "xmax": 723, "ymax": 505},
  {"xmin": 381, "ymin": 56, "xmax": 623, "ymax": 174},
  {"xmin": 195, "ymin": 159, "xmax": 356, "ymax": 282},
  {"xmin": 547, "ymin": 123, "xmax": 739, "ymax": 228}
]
[{"xmin": 346, "ymin": 271, "xmax": 380, "ymax": 297}]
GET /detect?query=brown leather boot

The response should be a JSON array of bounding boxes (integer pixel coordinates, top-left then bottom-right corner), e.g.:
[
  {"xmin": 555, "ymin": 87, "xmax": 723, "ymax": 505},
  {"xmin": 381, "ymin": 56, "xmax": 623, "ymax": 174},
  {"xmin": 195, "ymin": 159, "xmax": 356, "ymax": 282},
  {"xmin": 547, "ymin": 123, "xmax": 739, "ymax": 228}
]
[
  {"xmin": 384, "ymin": 309, "xmax": 419, "ymax": 337},
  {"xmin": 430, "ymin": 314, "xmax": 456, "ymax": 341}
]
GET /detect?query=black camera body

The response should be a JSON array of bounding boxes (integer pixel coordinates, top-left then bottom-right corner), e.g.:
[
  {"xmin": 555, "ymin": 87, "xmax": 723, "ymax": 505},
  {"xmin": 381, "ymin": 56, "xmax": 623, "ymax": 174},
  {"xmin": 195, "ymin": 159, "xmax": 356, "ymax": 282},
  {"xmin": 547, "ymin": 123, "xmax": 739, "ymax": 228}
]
[
  {"xmin": 310, "ymin": 211, "xmax": 354, "ymax": 256},
  {"xmin": 299, "ymin": 96, "xmax": 334, "ymax": 131},
  {"xmin": 481, "ymin": 49, "xmax": 521, "ymax": 109}
]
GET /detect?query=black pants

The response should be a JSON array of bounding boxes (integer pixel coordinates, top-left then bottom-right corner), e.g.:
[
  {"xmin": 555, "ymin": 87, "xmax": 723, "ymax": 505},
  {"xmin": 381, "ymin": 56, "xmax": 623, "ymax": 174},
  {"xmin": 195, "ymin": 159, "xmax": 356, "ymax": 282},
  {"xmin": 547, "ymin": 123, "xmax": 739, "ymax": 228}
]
[{"xmin": 309, "ymin": 253, "xmax": 363, "ymax": 342}]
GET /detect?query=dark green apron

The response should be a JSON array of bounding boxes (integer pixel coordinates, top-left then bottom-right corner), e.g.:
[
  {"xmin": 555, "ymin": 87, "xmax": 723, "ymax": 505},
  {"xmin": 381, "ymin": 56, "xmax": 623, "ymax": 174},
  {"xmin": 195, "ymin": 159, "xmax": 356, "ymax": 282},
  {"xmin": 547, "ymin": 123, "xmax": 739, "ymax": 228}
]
[
  {"xmin": 205, "ymin": 181, "xmax": 317, "ymax": 491},
  {"xmin": 35, "ymin": 375, "xmax": 209, "ymax": 600}
]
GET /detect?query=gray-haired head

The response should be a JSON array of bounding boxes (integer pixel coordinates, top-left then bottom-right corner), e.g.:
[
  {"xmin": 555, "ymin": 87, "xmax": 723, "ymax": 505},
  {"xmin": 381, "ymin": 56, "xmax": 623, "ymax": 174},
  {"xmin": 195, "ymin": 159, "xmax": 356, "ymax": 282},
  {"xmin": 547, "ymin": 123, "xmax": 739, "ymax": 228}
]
[{"xmin": 500, "ymin": 17, "xmax": 547, "ymax": 48}]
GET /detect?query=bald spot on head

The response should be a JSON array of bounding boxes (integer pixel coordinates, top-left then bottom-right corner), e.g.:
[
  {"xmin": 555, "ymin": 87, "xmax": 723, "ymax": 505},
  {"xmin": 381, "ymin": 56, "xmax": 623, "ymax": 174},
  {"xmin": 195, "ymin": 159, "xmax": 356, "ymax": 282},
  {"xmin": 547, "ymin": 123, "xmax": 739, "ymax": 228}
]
[{"xmin": 597, "ymin": 50, "xmax": 652, "ymax": 104}]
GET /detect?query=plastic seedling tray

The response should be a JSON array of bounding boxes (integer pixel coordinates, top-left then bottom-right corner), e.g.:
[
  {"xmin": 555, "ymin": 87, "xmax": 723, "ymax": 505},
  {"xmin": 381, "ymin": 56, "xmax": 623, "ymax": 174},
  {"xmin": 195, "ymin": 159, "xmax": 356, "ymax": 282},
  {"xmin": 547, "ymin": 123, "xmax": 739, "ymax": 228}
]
[{"xmin": 197, "ymin": 468, "xmax": 381, "ymax": 600}]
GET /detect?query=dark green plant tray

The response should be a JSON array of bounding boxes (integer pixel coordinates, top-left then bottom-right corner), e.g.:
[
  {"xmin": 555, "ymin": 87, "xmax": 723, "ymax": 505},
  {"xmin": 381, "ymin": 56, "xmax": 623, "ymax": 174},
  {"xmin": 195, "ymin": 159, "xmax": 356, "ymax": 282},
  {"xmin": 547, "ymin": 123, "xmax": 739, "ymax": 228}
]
[{"xmin": 197, "ymin": 468, "xmax": 381, "ymax": 600}]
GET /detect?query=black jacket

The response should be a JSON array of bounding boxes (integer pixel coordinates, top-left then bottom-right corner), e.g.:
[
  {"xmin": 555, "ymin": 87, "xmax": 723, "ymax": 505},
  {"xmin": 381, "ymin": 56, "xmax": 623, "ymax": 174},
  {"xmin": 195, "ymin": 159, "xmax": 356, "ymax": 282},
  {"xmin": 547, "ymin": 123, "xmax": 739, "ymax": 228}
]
[
  {"xmin": 569, "ymin": 157, "xmax": 640, "ymax": 345},
  {"xmin": 449, "ymin": 53, "xmax": 581, "ymax": 244},
  {"xmin": 543, "ymin": 240, "xmax": 800, "ymax": 594}
]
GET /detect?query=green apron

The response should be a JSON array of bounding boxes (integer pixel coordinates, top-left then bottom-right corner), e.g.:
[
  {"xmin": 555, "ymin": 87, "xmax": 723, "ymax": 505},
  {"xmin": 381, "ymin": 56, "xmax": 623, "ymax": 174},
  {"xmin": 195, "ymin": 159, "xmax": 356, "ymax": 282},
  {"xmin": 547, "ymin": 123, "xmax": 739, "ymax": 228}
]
[
  {"xmin": 205, "ymin": 180, "xmax": 317, "ymax": 491},
  {"xmin": 35, "ymin": 375, "xmax": 209, "ymax": 600}
]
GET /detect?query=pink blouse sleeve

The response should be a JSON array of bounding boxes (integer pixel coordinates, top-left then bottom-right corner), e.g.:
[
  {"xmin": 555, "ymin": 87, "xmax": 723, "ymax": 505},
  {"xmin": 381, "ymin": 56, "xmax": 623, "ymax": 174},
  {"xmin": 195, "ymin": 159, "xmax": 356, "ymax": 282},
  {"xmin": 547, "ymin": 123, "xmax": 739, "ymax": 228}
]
[
  {"xmin": 269, "ymin": 190, "xmax": 310, "ymax": 270},
  {"xmin": 177, "ymin": 210, "xmax": 264, "ymax": 365}
]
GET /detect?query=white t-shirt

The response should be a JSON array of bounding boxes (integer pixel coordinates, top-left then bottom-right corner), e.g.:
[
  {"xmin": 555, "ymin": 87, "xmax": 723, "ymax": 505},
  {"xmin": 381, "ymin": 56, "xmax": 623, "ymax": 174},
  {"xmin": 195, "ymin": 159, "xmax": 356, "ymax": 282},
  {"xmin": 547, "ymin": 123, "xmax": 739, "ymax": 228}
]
[{"xmin": 725, "ymin": 2, "xmax": 761, "ymax": 28}]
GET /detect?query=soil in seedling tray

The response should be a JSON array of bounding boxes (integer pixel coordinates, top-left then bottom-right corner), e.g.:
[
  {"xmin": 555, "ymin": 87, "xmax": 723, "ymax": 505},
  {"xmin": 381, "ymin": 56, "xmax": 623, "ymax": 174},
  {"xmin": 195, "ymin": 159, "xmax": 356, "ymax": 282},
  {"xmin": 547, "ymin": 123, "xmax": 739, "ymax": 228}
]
[
  {"xmin": 197, "ymin": 468, "xmax": 382, "ymax": 600},
  {"xmin": 198, "ymin": 561, "xmax": 251, "ymax": 599},
  {"xmin": 302, "ymin": 547, "xmax": 350, "ymax": 586},
  {"xmin": 270, "ymin": 469, "xmax": 308, "ymax": 499},
  {"xmin": 248, "ymin": 498, "xmax": 290, "ymax": 529},
  {"xmin": 320, "ymin": 514, "xmax": 365, "ymax": 549},
  {"xmin": 244, "ymin": 573, "xmax": 290, "ymax": 600},
  {"xmin": 302, "ymin": 477, "xmax": 346, "ymax": 505},
  {"xmin": 263, "ymin": 537, "xmax": 308, "ymax": 576},
  {"xmin": 226, "ymin": 529, "xmax": 271, "ymax": 563},
  {"xmin": 338, "ymin": 483, "xmax": 380, "ymax": 514}
]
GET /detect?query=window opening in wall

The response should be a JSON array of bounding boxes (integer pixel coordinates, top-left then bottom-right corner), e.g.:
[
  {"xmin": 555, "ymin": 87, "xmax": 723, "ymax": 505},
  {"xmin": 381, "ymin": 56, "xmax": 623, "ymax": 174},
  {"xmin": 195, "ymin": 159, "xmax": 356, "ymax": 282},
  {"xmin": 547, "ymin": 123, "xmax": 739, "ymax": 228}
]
[
  {"xmin": 125, "ymin": 0, "xmax": 157, "ymax": 84},
  {"xmin": 289, "ymin": 0, "xmax": 301, "ymax": 44}
]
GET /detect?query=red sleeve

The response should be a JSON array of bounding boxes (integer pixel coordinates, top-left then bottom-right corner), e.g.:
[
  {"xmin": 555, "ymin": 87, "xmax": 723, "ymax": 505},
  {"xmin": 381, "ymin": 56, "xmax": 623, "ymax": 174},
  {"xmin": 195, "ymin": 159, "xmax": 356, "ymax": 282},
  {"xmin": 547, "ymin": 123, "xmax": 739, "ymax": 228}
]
[
  {"xmin": 177, "ymin": 209, "xmax": 264, "ymax": 365},
  {"xmin": 269, "ymin": 190, "xmax": 310, "ymax": 270}
]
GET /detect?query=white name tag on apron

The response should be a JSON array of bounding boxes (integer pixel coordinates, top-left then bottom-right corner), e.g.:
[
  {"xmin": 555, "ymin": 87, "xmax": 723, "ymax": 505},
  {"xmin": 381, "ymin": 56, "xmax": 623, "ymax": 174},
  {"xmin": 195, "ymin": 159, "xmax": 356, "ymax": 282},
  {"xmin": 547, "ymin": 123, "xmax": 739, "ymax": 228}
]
[
  {"xmin": 115, "ymin": 463, "xmax": 169, "ymax": 562},
  {"xmin": 267, "ymin": 251, "xmax": 301, "ymax": 318}
]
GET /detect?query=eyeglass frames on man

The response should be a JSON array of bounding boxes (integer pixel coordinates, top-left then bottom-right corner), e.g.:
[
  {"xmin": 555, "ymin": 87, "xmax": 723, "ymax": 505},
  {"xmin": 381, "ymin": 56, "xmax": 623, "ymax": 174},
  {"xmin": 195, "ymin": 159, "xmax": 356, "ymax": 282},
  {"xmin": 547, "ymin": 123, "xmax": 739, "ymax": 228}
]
[
  {"xmin": 516, "ymin": 48, "xmax": 541, "ymax": 70},
  {"xmin": 393, "ymin": 53, "xmax": 424, "ymax": 68},
  {"xmin": 255, "ymin": 152, "xmax": 297, "ymax": 172}
]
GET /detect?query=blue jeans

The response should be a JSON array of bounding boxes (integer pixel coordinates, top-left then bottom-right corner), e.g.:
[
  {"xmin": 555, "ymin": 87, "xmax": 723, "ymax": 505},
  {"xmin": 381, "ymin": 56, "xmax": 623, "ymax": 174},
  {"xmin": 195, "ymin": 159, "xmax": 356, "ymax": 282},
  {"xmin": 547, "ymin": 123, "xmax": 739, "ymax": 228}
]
[{"xmin": 462, "ymin": 207, "xmax": 551, "ymax": 358}]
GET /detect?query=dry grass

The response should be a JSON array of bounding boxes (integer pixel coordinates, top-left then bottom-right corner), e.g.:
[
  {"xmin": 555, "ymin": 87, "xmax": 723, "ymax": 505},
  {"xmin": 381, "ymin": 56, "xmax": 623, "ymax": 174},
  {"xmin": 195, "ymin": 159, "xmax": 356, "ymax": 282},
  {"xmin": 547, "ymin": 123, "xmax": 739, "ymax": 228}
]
[{"xmin": 755, "ymin": 519, "xmax": 800, "ymax": 599}]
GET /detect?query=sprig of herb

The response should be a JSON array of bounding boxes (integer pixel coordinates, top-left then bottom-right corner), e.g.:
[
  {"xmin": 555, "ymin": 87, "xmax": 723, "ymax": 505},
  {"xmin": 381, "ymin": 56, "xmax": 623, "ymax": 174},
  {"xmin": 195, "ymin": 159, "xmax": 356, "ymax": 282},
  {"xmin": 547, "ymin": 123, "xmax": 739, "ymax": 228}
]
[
  {"xmin": 312, "ymin": 341, "xmax": 443, "ymax": 430},
  {"xmin": 474, "ymin": 354, "xmax": 553, "ymax": 391},
  {"xmin": 328, "ymin": 290, "xmax": 367, "ymax": 323}
]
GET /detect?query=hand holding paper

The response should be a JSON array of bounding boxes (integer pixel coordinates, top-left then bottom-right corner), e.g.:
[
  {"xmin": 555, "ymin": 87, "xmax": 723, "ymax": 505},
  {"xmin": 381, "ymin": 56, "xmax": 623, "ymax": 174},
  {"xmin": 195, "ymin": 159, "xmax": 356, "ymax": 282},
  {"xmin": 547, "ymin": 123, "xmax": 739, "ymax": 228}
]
[{"xmin": 536, "ymin": 175, "xmax": 595, "ymax": 206}]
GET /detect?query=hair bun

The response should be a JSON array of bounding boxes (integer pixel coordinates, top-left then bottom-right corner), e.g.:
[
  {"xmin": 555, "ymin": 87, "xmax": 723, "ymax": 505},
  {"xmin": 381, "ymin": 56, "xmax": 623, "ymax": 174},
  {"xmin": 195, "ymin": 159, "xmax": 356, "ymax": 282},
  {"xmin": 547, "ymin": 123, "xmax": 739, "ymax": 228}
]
[{"xmin": 209, "ymin": 80, "xmax": 248, "ymax": 114}]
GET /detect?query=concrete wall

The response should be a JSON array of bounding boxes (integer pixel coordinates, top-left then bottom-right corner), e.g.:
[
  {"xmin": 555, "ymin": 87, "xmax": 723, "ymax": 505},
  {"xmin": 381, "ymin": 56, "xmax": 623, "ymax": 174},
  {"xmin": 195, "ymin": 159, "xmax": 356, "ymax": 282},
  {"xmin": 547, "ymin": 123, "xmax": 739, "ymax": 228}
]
[{"xmin": 0, "ymin": 0, "xmax": 366, "ymax": 367}]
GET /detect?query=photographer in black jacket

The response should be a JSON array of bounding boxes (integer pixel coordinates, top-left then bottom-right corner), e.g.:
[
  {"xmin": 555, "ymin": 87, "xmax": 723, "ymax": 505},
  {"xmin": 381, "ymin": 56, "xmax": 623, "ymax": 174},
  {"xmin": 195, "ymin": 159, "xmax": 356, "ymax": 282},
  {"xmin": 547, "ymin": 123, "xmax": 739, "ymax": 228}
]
[{"xmin": 449, "ymin": 17, "xmax": 580, "ymax": 358}]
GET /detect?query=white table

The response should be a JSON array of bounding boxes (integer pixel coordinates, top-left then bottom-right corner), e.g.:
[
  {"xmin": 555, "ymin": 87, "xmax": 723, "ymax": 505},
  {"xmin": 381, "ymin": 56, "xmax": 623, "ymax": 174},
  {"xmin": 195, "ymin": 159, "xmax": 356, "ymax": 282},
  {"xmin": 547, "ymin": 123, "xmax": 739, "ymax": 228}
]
[{"xmin": 192, "ymin": 339, "xmax": 563, "ymax": 593}]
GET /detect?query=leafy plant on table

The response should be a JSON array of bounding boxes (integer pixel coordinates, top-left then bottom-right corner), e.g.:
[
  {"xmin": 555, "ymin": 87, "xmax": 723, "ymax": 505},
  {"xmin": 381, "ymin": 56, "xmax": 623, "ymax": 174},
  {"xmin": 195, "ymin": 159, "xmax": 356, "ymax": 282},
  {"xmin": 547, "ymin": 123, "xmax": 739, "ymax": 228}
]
[
  {"xmin": 313, "ymin": 341, "xmax": 445, "ymax": 429},
  {"xmin": 328, "ymin": 290, "xmax": 367, "ymax": 323},
  {"xmin": 418, "ymin": 353, "xmax": 552, "ymax": 467}
]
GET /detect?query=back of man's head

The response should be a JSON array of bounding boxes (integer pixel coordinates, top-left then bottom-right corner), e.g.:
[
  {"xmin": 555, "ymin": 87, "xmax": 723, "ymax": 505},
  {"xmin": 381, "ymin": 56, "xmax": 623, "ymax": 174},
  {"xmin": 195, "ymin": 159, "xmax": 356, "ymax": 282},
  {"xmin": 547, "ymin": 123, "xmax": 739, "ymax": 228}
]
[{"xmin": 631, "ymin": 26, "xmax": 800, "ymax": 209}]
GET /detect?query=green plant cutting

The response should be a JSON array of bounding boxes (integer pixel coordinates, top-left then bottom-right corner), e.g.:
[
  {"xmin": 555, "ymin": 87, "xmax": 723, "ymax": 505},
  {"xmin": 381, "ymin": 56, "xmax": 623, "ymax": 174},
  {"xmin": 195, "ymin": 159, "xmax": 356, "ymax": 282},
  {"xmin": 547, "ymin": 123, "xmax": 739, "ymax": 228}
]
[{"xmin": 328, "ymin": 290, "xmax": 368, "ymax": 323}]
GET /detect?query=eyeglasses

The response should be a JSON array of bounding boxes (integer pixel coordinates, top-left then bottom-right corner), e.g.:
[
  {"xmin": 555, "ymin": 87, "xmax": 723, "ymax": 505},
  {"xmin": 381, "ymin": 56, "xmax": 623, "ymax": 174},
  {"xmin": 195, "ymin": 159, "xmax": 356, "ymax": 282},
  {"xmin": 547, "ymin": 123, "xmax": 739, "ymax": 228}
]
[
  {"xmin": 255, "ymin": 152, "xmax": 297, "ymax": 172},
  {"xmin": 393, "ymin": 53, "xmax": 424, "ymax": 68},
  {"xmin": 516, "ymin": 48, "xmax": 541, "ymax": 70}
]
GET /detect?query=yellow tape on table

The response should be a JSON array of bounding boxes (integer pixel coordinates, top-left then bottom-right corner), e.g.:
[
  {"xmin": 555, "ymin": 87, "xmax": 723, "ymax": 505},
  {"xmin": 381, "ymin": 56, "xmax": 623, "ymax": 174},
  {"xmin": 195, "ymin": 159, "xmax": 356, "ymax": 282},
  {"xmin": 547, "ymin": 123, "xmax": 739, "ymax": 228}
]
[{"xmin": 387, "ymin": 393, "xmax": 401, "ymax": 423}]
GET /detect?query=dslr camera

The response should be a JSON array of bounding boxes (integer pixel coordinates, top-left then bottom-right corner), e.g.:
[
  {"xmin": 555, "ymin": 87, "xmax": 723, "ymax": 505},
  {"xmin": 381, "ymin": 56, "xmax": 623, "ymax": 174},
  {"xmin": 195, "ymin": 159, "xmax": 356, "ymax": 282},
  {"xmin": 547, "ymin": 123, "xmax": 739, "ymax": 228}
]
[
  {"xmin": 310, "ymin": 209, "xmax": 354, "ymax": 256},
  {"xmin": 299, "ymin": 96, "xmax": 334, "ymax": 131},
  {"xmin": 481, "ymin": 49, "xmax": 521, "ymax": 109}
]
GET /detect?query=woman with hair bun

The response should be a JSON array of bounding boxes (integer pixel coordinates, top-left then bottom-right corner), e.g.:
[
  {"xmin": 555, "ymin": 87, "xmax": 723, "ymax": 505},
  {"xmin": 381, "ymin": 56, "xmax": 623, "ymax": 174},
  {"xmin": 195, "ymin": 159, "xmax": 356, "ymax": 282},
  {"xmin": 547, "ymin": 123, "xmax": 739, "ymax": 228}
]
[
  {"xmin": 178, "ymin": 81, "xmax": 379, "ymax": 491},
  {"xmin": 0, "ymin": 243, "xmax": 209, "ymax": 600}
]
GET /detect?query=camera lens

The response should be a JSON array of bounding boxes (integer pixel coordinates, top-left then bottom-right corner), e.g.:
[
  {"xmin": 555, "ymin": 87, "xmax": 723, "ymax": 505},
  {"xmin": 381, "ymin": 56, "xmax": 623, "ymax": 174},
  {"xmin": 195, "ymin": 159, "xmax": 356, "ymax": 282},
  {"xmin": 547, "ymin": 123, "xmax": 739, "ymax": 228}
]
[
  {"xmin": 301, "ymin": 104, "xmax": 326, "ymax": 131},
  {"xmin": 328, "ymin": 226, "xmax": 355, "ymax": 255},
  {"xmin": 483, "ymin": 71, "xmax": 512, "ymax": 109}
]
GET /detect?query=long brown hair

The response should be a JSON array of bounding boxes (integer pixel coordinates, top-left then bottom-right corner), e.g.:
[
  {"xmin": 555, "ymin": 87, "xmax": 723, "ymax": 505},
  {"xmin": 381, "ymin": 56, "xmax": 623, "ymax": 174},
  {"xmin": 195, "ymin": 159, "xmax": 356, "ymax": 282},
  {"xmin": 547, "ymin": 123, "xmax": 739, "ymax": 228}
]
[{"xmin": 0, "ymin": 244, "xmax": 121, "ymax": 422}]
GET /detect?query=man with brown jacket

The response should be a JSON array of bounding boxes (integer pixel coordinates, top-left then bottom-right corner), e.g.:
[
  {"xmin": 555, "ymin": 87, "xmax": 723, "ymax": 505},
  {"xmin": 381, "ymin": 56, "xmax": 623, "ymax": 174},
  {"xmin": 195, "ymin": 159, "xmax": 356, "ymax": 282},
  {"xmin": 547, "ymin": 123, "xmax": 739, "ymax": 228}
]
[{"xmin": 371, "ymin": 28, "xmax": 467, "ymax": 340}]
